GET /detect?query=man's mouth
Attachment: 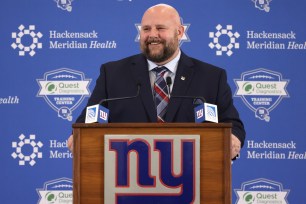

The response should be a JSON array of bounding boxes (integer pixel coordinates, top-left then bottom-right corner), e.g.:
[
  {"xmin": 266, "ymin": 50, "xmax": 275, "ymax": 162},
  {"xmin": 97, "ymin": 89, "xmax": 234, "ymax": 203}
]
[
  {"xmin": 149, "ymin": 42, "xmax": 160, "ymax": 45},
  {"xmin": 147, "ymin": 39, "xmax": 163, "ymax": 45}
]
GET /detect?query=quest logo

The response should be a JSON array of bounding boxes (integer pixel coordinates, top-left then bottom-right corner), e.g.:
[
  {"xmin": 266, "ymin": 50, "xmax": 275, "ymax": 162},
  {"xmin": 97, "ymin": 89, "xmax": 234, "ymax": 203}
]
[
  {"xmin": 234, "ymin": 68, "xmax": 289, "ymax": 122},
  {"xmin": 37, "ymin": 177, "xmax": 73, "ymax": 204},
  {"xmin": 37, "ymin": 68, "xmax": 91, "ymax": 121},
  {"xmin": 235, "ymin": 178, "xmax": 289, "ymax": 204}
]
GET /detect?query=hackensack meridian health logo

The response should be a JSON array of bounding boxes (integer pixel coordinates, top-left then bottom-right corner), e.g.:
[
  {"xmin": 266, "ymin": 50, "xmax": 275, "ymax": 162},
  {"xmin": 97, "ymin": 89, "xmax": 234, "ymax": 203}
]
[
  {"xmin": 234, "ymin": 68, "xmax": 289, "ymax": 122},
  {"xmin": 135, "ymin": 17, "xmax": 191, "ymax": 47},
  {"xmin": 37, "ymin": 68, "xmax": 91, "ymax": 121},
  {"xmin": 11, "ymin": 134, "xmax": 43, "ymax": 166},
  {"xmin": 209, "ymin": 24, "xmax": 240, "ymax": 56},
  {"xmin": 37, "ymin": 177, "xmax": 73, "ymax": 204},
  {"xmin": 234, "ymin": 178, "xmax": 289, "ymax": 204},
  {"xmin": 11, "ymin": 24, "xmax": 43, "ymax": 57}
]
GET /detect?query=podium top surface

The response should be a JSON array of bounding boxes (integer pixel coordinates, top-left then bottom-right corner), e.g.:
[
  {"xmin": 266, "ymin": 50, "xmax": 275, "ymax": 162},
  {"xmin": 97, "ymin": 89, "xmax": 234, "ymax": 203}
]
[{"xmin": 72, "ymin": 123, "xmax": 232, "ymax": 129}]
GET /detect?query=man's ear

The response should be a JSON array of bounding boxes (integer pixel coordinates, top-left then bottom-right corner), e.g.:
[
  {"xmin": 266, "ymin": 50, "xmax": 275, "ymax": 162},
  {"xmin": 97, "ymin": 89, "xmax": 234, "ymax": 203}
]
[{"xmin": 177, "ymin": 25, "xmax": 185, "ymax": 40}]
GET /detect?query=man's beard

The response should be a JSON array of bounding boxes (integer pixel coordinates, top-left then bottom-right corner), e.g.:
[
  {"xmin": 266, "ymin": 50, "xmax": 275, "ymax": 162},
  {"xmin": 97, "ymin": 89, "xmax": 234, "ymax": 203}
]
[{"xmin": 141, "ymin": 34, "xmax": 179, "ymax": 63}]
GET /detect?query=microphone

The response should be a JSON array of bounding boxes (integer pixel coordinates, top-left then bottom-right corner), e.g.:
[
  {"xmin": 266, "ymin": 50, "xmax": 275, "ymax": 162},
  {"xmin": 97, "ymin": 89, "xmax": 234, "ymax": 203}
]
[
  {"xmin": 165, "ymin": 77, "xmax": 206, "ymax": 104},
  {"xmin": 165, "ymin": 76, "xmax": 218, "ymax": 123},
  {"xmin": 85, "ymin": 83, "xmax": 141, "ymax": 123},
  {"xmin": 99, "ymin": 83, "xmax": 141, "ymax": 106},
  {"xmin": 166, "ymin": 76, "xmax": 172, "ymax": 98}
]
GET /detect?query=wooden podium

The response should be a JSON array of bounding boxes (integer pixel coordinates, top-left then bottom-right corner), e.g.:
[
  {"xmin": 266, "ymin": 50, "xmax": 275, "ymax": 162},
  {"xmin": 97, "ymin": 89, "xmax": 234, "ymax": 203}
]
[{"xmin": 72, "ymin": 123, "xmax": 232, "ymax": 204}]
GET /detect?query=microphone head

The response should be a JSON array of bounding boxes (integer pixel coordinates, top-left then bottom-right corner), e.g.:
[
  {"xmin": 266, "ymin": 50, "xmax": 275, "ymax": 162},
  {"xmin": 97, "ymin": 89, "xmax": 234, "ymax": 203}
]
[
  {"xmin": 136, "ymin": 78, "xmax": 142, "ymax": 88},
  {"xmin": 85, "ymin": 104, "xmax": 109, "ymax": 123},
  {"xmin": 136, "ymin": 81, "xmax": 141, "ymax": 95},
  {"xmin": 166, "ymin": 77, "xmax": 172, "ymax": 86}
]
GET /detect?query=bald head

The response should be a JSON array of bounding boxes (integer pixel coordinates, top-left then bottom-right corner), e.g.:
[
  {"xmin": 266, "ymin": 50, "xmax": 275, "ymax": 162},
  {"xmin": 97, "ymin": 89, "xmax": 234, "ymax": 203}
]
[{"xmin": 141, "ymin": 4, "xmax": 182, "ymax": 27}]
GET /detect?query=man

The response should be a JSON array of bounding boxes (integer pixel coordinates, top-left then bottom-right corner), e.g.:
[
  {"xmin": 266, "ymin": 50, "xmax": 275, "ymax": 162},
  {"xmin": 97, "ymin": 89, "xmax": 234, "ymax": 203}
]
[{"xmin": 68, "ymin": 4, "xmax": 245, "ymax": 159}]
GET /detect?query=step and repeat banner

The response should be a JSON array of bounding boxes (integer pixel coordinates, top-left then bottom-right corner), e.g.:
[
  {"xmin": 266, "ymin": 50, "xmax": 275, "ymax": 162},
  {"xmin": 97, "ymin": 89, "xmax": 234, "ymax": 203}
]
[{"xmin": 1, "ymin": 0, "xmax": 305, "ymax": 203}]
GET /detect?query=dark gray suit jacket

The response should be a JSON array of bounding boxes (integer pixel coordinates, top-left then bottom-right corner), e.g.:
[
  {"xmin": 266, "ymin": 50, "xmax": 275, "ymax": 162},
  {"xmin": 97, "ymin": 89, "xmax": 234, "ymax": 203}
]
[{"xmin": 76, "ymin": 52, "xmax": 246, "ymax": 146}]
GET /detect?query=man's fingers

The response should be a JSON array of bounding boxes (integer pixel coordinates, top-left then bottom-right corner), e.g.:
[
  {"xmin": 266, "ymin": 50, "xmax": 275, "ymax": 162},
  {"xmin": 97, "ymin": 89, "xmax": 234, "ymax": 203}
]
[
  {"xmin": 68, "ymin": 135, "xmax": 73, "ymax": 152},
  {"xmin": 231, "ymin": 134, "xmax": 241, "ymax": 159}
]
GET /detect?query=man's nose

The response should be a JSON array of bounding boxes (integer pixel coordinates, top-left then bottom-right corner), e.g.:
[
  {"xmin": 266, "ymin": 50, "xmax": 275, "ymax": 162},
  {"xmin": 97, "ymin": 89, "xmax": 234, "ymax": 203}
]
[{"xmin": 148, "ymin": 28, "xmax": 159, "ymax": 37}]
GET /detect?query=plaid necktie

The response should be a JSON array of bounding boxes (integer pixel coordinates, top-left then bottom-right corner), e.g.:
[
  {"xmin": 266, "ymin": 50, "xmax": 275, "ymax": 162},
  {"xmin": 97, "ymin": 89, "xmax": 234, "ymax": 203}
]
[{"xmin": 153, "ymin": 66, "xmax": 169, "ymax": 122}]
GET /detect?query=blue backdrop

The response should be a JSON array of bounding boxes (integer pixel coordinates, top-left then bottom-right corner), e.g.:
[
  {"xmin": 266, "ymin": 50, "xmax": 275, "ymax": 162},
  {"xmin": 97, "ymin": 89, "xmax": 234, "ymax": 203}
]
[{"xmin": 1, "ymin": 0, "xmax": 305, "ymax": 203}]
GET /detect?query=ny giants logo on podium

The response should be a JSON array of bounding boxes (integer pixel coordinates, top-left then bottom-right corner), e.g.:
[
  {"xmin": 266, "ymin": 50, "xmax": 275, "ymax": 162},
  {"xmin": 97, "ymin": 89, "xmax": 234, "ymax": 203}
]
[
  {"xmin": 104, "ymin": 135, "xmax": 200, "ymax": 204},
  {"xmin": 100, "ymin": 110, "xmax": 108, "ymax": 121}
]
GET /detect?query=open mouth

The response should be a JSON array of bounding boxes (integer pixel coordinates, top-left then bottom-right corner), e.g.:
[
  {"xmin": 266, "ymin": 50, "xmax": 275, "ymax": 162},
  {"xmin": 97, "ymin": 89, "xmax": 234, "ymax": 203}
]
[
  {"xmin": 149, "ymin": 42, "xmax": 160, "ymax": 45},
  {"xmin": 146, "ymin": 39, "xmax": 163, "ymax": 45}
]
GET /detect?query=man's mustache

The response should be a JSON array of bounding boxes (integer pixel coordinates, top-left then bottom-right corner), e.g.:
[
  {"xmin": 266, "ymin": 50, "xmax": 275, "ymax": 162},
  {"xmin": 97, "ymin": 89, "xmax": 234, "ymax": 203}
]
[{"xmin": 146, "ymin": 37, "xmax": 164, "ymax": 44}]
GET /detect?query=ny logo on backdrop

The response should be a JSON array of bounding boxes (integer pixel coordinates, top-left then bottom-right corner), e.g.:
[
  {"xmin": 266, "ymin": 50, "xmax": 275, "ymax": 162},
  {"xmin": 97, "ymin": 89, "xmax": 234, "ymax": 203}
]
[
  {"xmin": 11, "ymin": 134, "xmax": 43, "ymax": 166},
  {"xmin": 209, "ymin": 24, "xmax": 240, "ymax": 56},
  {"xmin": 37, "ymin": 68, "xmax": 91, "ymax": 121},
  {"xmin": 135, "ymin": 18, "xmax": 191, "ymax": 47},
  {"xmin": 252, "ymin": 0, "xmax": 272, "ymax": 12},
  {"xmin": 11, "ymin": 24, "xmax": 43, "ymax": 57},
  {"xmin": 104, "ymin": 135, "xmax": 200, "ymax": 204},
  {"xmin": 234, "ymin": 68, "xmax": 289, "ymax": 122},
  {"xmin": 54, "ymin": 0, "xmax": 74, "ymax": 12}
]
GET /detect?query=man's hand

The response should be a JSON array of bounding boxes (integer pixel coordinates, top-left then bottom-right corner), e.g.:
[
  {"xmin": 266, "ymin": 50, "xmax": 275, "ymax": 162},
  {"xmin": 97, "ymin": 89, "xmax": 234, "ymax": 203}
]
[
  {"xmin": 68, "ymin": 134, "xmax": 73, "ymax": 152},
  {"xmin": 231, "ymin": 134, "xmax": 241, "ymax": 159}
]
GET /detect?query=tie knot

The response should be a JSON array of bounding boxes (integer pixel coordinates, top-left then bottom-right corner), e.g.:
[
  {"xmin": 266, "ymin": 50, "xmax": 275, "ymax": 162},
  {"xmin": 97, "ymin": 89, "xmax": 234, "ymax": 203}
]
[{"xmin": 153, "ymin": 66, "xmax": 168, "ymax": 76}]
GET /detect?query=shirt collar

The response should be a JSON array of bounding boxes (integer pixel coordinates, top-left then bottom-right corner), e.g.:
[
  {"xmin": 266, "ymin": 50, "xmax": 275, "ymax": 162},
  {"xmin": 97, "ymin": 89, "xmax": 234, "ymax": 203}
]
[{"xmin": 147, "ymin": 50, "xmax": 181, "ymax": 73}]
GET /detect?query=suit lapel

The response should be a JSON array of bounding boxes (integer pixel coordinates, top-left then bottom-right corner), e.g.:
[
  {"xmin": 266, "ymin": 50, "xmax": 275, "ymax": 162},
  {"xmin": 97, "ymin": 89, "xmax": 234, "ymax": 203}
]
[
  {"xmin": 130, "ymin": 54, "xmax": 157, "ymax": 122},
  {"xmin": 129, "ymin": 53, "xmax": 194, "ymax": 123},
  {"xmin": 165, "ymin": 52, "xmax": 194, "ymax": 122}
]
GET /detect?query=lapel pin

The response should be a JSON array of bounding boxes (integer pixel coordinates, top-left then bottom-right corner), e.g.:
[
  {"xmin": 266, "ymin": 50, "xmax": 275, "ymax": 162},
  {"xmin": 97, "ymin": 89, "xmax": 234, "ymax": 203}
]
[{"xmin": 181, "ymin": 76, "xmax": 186, "ymax": 81}]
